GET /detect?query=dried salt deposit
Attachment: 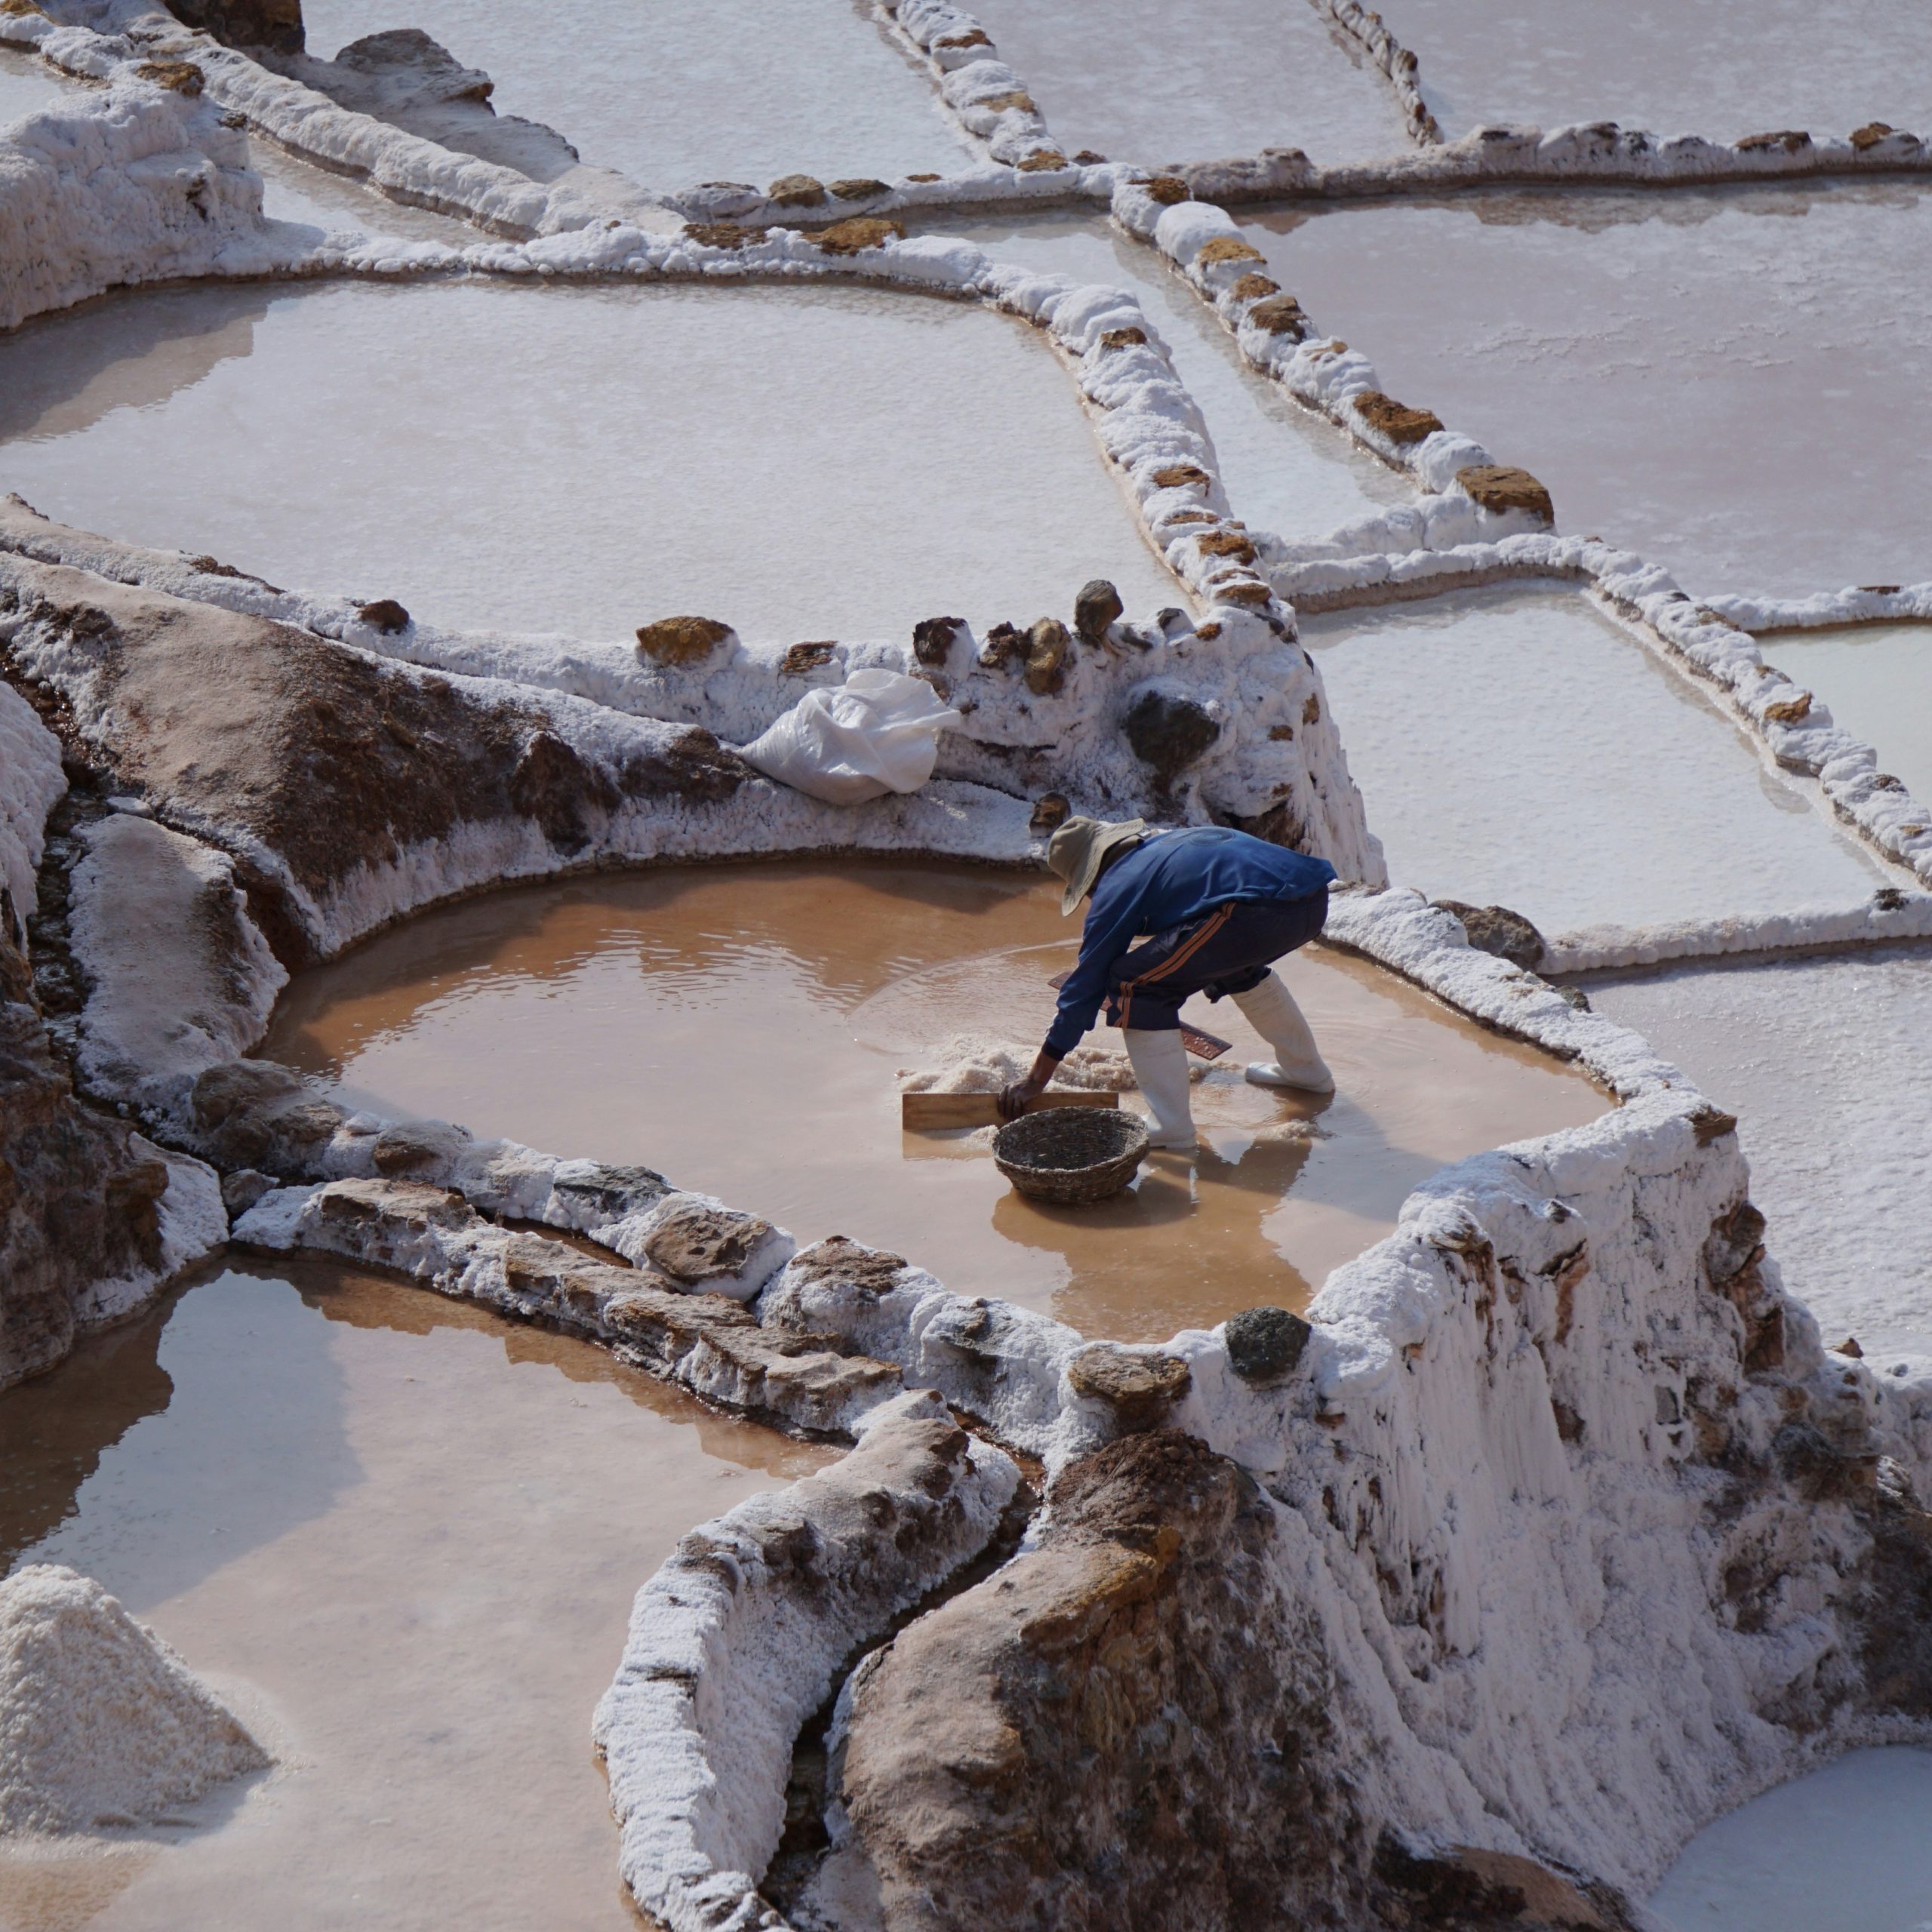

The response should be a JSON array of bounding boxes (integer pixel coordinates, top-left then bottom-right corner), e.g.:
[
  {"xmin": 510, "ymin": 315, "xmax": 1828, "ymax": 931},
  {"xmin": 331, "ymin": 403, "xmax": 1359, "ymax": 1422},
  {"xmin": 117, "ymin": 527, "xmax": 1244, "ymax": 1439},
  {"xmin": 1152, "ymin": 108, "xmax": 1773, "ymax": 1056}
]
[{"xmin": 0, "ymin": 1564, "xmax": 266, "ymax": 1839}]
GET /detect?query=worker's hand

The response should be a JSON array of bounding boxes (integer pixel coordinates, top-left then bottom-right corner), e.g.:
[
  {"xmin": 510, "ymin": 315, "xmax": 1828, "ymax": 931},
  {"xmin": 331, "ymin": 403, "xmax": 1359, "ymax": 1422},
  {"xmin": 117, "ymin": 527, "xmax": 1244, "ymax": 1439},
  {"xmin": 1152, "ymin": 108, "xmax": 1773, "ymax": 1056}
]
[{"xmin": 997, "ymin": 1077, "xmax": 1045, "ymax": 1121}]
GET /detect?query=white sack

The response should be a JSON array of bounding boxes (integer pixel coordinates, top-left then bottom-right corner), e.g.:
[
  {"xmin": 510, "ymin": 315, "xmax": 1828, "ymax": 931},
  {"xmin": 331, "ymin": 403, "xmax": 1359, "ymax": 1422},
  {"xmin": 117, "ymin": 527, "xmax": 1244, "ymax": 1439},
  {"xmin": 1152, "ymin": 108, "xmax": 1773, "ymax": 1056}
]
[{"xmin": 737, "ymin": 669, "xmax": 962, "ymax": 805}]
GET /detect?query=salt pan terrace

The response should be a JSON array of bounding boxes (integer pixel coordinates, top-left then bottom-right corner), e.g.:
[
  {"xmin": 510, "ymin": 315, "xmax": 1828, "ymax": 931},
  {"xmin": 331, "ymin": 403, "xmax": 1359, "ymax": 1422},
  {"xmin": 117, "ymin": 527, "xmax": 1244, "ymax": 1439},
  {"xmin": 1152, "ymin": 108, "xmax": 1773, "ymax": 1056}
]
[
  {"xmin": 300, "ymin": 0, "xmax": 977, "ymax": 189},
  {"xmin": 1241, "ymin": 183, "xmax": 1932, "ymax": 596},
  {"xmin": 0, "ymin": 279, "xmax": 1180, "ymax": 644},
  {"xmin": 1763, "ymin": 623, "xmax": 1932, "ymax": 811},
  {"xmin": 1302, "ymin": 586, "xmax": 1893, "ymax": 940},
  {"xmin": 260, "ymin": 860, "xmax": 1603, "ymax": 1343}
]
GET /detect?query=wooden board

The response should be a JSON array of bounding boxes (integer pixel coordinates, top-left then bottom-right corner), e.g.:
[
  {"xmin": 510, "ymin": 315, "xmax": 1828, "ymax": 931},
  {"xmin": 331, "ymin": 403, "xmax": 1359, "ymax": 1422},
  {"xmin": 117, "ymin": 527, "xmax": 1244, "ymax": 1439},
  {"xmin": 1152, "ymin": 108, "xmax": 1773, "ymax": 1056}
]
[{"xmin": 901, "ymin": 1089, "xmax": 1121, "ymax": 1131}]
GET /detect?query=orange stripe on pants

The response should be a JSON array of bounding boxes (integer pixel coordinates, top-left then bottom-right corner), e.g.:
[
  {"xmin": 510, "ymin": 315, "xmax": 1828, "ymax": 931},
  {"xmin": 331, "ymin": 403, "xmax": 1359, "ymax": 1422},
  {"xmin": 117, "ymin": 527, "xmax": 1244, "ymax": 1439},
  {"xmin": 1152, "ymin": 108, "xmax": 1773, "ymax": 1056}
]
[{"xmin": 1112, "ymin": 901, "xmax": 1236, "ymax": 1031}]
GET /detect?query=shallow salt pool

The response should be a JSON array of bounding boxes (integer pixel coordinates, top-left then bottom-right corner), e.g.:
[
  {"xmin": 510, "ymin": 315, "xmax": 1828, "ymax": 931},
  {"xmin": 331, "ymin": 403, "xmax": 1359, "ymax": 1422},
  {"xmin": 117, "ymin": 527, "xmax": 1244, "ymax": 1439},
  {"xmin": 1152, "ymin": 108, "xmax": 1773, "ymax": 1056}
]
[
  {"xmin": 0, "ymin": 47, "xmax": 82, "ymax": 128},
  {"xmin": 1648, "ymin": 1747, "xmax": 1932, "ymax": 1932},
  {"xmin": 930, "ymin": 213, "xmax": 1413, "ymax": 540},
  {"xmin": 299, "ymin": 0, "xmax": 976, "ymax": 189},
  {"xmin": 1374, "ymin": 0, "xmax": 1932, "ymax": 144},
  {"xmin": 1761, "ymin": 623, "xmax": 1932, "ymax": 811},
  {"xmin": 0, "ymin": 1257, "xmax": 826, "ymax": 1932},
  {"xmin": 965, "ymin": 0, "xmax": 1412, "ymax": 165},
  {"xmin": 259, "ymin": 860, "xmax": 1604, "ymax": 1343},
  {"xmin": 1302, "ymin": 586, "xmax": 1890, "ymax": 937},
  {"xmin": 1242, "ymin": 181, "xmax": 1932, "ymax": 597},
  {"xmin": 247, "ymin": 137, "xmax": 481, "ymax": 246},
  {"xmin": 1584, "ymin": 942, "xmax": 1932, "ymax": 1364},
  {"xmin": 0, "ymin": 277, "xmax": 1179, "ymax": 644}
]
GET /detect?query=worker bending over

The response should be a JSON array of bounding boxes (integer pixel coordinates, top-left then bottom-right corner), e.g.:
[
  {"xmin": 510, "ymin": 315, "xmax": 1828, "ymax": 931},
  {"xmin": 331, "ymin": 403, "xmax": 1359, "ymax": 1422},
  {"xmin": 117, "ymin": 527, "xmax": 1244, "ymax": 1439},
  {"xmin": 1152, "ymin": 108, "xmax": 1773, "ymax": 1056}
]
[{"xmin": 998, "ymin": 816, "xmax": 1336, "ymax": 1151}]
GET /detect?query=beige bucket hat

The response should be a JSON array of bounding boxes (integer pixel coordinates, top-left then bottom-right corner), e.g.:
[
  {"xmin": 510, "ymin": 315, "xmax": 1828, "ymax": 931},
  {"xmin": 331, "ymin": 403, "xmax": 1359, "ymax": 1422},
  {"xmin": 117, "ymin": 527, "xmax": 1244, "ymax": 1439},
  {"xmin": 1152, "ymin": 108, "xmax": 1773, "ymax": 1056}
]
[{"xmin": 1046, "ymin": 815, "xmax": 1148, "ymax": 916}]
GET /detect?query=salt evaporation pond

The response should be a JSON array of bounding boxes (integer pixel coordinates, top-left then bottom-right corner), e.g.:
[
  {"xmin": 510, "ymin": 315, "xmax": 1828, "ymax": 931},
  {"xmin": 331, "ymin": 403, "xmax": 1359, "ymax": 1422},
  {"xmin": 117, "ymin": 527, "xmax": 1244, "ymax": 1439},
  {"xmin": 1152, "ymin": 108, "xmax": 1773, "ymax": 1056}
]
[
  {"xmin": 1647, "ymin": 1747, "xmax": 1932, "ymax": 1932},
  {"xmin": 1375, "ymin": 0, "xmax": 1932, "ymax": 143},
  {"xmin": 247, "ymin": 138, "xmax": 481, "ymax": 245},
  {"xmin": 0, "ymin": 278, "xmax": 1178, "ymax": 645},
  {"xmin": 965, "ymin": 0, "xmax": 1411, "ymax": 165},
  {"xmin": 260, "ymin": 860, "xmax": 1603, "ymax": 1343},
  {"xmin": 0, "ymin": 48, "xmax": 80, "ymax": 127},
  {"xmin": 299, "ymin": 0, "xmax": 976, "ymax": 189},
  {"xmin": 0, "ymin": 1257, "xmax": 827, "ymax": 1930},
  {"xmin": 1584, "ymin": 943, "xmax": 1932, "ymax": 1365},
  {"xmin": 1242, "ymin": 183, "xmax": 1932, "ymax": 596},
  {"xmin": 933, "ymin": 213, "xmax": 1414, "ymax": 540},
  {"xmin": 1302, "ymin": 586, "xmax": 1889, "ymax": 938},
  {"xmin": 1762, "ymin": 623, "xmax": 1932, "ymax": 812}
]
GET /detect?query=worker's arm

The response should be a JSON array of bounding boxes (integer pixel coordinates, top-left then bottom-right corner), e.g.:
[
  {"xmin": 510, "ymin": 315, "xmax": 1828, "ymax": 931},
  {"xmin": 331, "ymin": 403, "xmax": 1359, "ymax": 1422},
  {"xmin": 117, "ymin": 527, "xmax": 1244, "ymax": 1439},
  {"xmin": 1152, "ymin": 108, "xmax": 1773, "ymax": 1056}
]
[{"xmin": 997, "ymin": 884, "xmax": 1143, "ymax": 1119}]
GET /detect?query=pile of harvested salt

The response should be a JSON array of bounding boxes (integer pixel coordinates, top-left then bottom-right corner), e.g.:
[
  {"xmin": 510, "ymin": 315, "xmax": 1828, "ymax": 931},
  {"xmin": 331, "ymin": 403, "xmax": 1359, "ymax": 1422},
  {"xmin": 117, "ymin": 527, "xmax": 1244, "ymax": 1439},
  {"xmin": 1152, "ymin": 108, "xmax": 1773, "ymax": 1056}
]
[
  {"xmin": 0, "ymin": 1565, "xmax": 268, "ymax": 1838},
  {"xmin": 901, "ymin": 1035, "xmax": 1146, "ymax": 1094}
]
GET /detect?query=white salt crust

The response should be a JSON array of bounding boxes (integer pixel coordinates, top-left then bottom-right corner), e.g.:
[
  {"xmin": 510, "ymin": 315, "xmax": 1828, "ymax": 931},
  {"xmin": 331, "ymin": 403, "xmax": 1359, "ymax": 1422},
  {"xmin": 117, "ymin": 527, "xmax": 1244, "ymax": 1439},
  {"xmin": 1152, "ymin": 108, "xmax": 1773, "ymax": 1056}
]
[
  {"xmin": 0, "ymin": 1562, "xmax": 267, "ymax": 1838},
  {"xmin": 0, "ymin": 675, "xmax": 64, "ymax": 942},
  {"xmin": 1704, "ymin": 585, "xmax": 1932, "ymax": 634},
  {"xmin": 591, "ymin": 1389, "xmax": 1020, "ymax": 1932}
]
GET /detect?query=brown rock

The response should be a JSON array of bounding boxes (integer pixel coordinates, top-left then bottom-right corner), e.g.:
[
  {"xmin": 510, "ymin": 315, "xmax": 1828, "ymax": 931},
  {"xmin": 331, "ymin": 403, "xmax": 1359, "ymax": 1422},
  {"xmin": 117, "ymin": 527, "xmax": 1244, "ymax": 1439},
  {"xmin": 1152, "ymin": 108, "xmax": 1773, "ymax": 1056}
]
[
  {"xmin": 1834, "ymin": 1336, "xmax": 1865, "ymax": 1358},
  {"xmin": 1140, "ymin": 174, "xmax": 1190, "ymax": 204},
  {"xmin": 1244, "ymin": 294, "xmax": 1308, "ymax": 337},
  {"xmin": 1354, "ymin": 390, "xmax": 1444, "ymax": 445},
  {"xmin": 1066, "ymin": 1343, "xmax": 1191, "ymax": 1427},
  {"xmin": 912, "ymin": 615, "xmax": 965, "ymax": 667},
  {"xmin": 1736, "ymin": 129, "xmax": 1811, "ymax": 152},
  {"xmin": 134, "ymin": 58, "xmax": 205, "ymax": 94},
  {"xmin": 1303, "ymin": 693, "xmax": 1321, "ymax": 724},
  {"xmin": 1851, "ymin": 123, "xmax": 1897, "ymax": 149},
  {"xmin": 1763, "ymin": 690, "xmax": 1812, "ymax": 724},
  {"xmin": 980, "ymin": 90, "xmax": 1036, "ymax": 112},
  {"xmin": 1072, "ymin": 149, "xmax": 1107, "ymax": 164},
  {"xmin": 814, "ymin": 216, "xmax": 905, "ymax": 254},
  {"xmin": 978, "ymin": 621, "xmax": 1028, "ymax": 672},
  {"xmin": 0, "ymin": 1, "xmax": 48, "ymax": 16},
  {"xmin": 1029, "ymin": 792, "xmax": 1070, "ymax": 834},
  {"xmin": 683, "ymin": 220, "xmax": 768, "ymax": 250},
  {"xmin": 641, "ymin": 1198, "xmax": 780, "ymax": 1287},
  {"xmin": 1023, "ymin": 618, "xmax": 1072, "ymax": 697},
  {"xmin": 1456, "ymin": 463, "xmax": 1555, "ymax": 522},
  {"xmin": 162, "ymin": 0, "xmax": 303, "ymax": 51},
  {"xmin": 635, "ymin": 614, "xmax": 733, "ymax": 665},
  {"xmin": 1016, "ymin": 150, "xmax": 1067, "ymax": 172},
  {"xmin": 934, "ymin": 28, "xmax": 990, "ymax": 49},
  {"xmin": 1099, "ymin": 326, "xmax": 1146, "ymax": 349},
  {"xmin": 827, "ymin": 177, "xmax": 891, "ymax": 200},
  {"xmin": 767, "ymin": 173, "xmax": 826, "ymax": 206},
  {"xmin": 370, "ymin": 1118, "xmax": 471, "ymax": 1177},
  {"xmin": 781, "ymin": 1234, "xmax": 911, "ymax": 1300},
  {"xmin": 1073, "ymin": 579, "xmax": 1122, "ymax": 645},
  {"xmin": 1434, "ymin": 900, "xmax": 1546, "ymax": 969},
  {"xmin": 1195, "ymin": 236, "xmax": 1265, "ymax": 268},
  {"xmin": 780, "ymin": 641, "xmax": 837, "ymax": 675},
  {"xmin": 1230, "ymin": 272, "xmax": 1281, "ymax": 300},
  {"xmin": 905, "ymin": 172, "xmax": 942, "ymax": 183},
  {"xmin": 355, "ymin": 597, "xmax": 410, "ymax": 634},
  {"xmin": 1151, "ymin": 463, "xmax": 1210, "ymax": 490},
  {"xmin": 1197, "ymin": 530, "xmax": 1257, "ymax": 564}
]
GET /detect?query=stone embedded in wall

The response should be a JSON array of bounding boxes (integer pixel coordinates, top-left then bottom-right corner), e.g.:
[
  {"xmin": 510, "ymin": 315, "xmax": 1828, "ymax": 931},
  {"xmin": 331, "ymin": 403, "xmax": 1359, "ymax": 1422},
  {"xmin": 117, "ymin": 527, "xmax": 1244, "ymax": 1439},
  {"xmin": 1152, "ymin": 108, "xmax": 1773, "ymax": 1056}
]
[
  {"xmin": 912, "ymin": 616, "xmax": 966, "ymax": 669},
  {"xmin": 1455, "ymin": 465, "xmax": 1555, "ymax": 524},
  {"xmin": 1023, "ymin": 619, "xmax": 1071, "ymax": 697},
  {"xmin": 1065, "ymin": 1344, "xmax": 1190, "ymax": 1429},
  {"xmin": 1074, "ymin": 580, "xmax": 1122, "ymax": 647},
  {"xmin": 1124, "ymin": 686, "xmax": 1221, "ymax": 784},
  {"xmin": 1224, "ymin": 1305, "xmax": 1311, "ymax": 1383},
  {"xmin": 164, "ymin": 0, "xmax": 303, "ymax": 53},
  {"xmin": 1434, "ymin": 900, "xmax": 1548, "ymax": 971},
  {"xmin": 635, "ymin": 615, "xmax": 734, "ymax": 666},
  {"xmin": 1355, "ymin": 392, "xmax": 1446, "ymax": 445},
  {"xmin": 814, "ymin": 217, "xmax": 906, "ymax": 255},
  {"xmin": 768, "ymin": 174, "xmax": 826, "ymax": 208},
  {"xmin": 355, "ymin": 598, "xmax": 410, "ymax": 634}
]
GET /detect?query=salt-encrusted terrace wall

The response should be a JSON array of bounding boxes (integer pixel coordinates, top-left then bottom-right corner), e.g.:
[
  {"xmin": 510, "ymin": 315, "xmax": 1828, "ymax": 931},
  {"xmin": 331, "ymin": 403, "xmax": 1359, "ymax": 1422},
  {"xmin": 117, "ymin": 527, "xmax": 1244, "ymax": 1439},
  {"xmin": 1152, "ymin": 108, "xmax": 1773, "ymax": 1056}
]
[{"xmin": 1706, "ymin": 586, "xmax": 1932, "ymax": 632}]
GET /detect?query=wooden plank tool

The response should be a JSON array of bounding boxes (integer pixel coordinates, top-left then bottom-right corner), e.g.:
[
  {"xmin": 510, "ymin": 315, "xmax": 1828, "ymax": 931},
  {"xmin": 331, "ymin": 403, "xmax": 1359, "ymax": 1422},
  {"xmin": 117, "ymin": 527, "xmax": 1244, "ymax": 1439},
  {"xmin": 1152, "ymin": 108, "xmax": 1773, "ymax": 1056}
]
[{"xmin": 901, "ymin": 1090, "xmax": 1121, "ymax": 1131}]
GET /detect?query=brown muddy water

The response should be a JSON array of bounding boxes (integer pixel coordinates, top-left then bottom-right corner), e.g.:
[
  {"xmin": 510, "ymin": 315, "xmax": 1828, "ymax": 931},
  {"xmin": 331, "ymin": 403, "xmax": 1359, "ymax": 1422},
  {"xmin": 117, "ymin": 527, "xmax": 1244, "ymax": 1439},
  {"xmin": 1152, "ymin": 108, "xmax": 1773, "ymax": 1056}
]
[
  {"xmin": 263, "ymin": 861, "xmax": 1605, "ymax": 1341},
  {"xmin": 0, "ymin": 1258, "xmax": 829, "ymax": 1931}
]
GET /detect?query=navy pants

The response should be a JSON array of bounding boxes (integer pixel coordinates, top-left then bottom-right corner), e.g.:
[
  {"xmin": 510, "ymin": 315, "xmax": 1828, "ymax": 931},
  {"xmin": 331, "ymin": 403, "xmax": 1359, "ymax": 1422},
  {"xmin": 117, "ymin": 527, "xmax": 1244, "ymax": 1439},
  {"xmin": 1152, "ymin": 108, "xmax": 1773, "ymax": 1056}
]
[{"xmin": 1104, "ymin": 888, "xmax": 1328, "ymax": 1032}]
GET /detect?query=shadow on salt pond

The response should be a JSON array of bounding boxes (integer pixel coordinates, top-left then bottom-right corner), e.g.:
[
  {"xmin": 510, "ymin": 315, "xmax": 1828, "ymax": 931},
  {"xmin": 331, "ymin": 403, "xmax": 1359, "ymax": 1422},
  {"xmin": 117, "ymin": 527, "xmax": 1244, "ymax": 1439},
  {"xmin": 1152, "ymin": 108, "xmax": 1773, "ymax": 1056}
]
[
  {"xmin": 261, "ymin": 859, "xmax": 1607, "ymax": 1342},
  {"xmin": 0, "ymin": 1255, "xmax": 822, "ymax": 1930},
  {"xmin": 1648, "ymin": 1747, "xmax": 1932, "ymax": 1932}
]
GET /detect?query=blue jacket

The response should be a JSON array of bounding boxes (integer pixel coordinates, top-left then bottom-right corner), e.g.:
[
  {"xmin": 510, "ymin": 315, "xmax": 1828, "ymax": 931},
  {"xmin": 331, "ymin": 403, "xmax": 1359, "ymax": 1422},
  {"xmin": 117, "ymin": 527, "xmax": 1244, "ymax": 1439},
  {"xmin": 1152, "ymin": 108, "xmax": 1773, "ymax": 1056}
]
[{"xmin": 1044, "ymin": 827, "xmax": 1334, "ymax": 1057}]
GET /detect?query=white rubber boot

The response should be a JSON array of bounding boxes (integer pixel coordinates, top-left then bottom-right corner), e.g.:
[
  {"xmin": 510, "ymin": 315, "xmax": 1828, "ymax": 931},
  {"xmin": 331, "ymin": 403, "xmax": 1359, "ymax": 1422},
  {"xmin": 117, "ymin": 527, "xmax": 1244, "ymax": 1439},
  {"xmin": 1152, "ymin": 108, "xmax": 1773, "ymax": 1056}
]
[
  {"xmin": 1123, "ymin": 1027, "xmax": 1196, "ymax": 1150},
  {"xmin": 1232, "ymin": 971, "xmax": 1335, "ymax": 1094}
]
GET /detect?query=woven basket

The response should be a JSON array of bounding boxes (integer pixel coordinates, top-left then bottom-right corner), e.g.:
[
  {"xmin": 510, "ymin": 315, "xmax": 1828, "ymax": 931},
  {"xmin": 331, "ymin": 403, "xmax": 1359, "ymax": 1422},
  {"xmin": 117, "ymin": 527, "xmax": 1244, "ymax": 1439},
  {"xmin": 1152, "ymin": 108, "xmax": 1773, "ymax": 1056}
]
[{"xmin": 993, "ymin": 1106, "xmax": 1150, "ymax": 1205}]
